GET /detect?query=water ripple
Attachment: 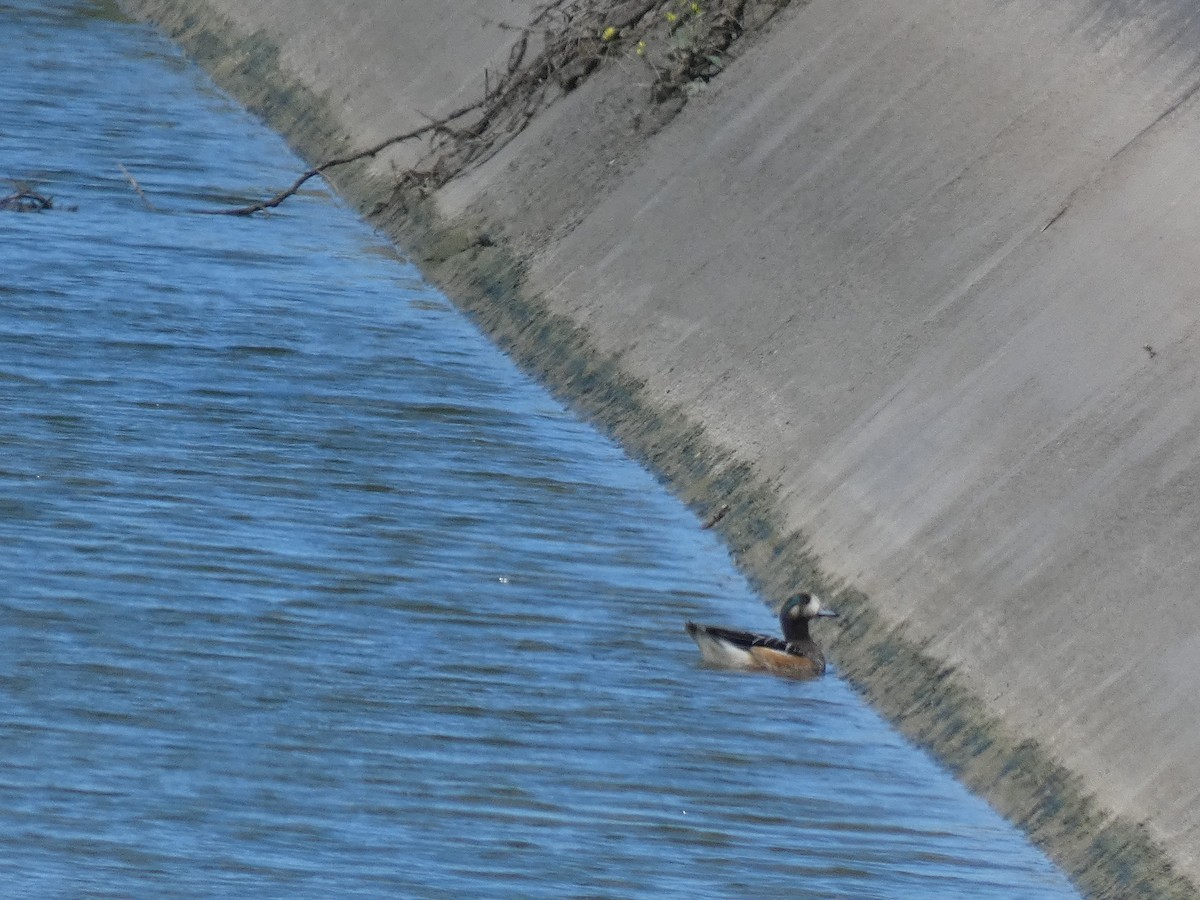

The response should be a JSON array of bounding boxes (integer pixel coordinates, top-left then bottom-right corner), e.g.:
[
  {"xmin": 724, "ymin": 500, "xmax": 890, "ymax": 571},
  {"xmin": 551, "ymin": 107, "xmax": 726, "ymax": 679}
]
[{"xmin": 0, "ymin": 3, "xmax": 1079, "ymax": 898}]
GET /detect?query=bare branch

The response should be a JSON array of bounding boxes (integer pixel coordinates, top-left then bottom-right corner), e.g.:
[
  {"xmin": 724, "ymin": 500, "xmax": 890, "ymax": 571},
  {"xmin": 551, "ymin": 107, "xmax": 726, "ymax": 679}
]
[{"xmin": 201, "ymin": 97, "xmax": 487, "ymax": 216}]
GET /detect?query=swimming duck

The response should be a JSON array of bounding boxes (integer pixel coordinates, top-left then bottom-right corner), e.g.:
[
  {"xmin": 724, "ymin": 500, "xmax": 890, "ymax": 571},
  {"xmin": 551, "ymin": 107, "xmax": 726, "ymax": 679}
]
[{"xmin": 684, "ymin": 593, "xmax": 837, "ymax": 678}]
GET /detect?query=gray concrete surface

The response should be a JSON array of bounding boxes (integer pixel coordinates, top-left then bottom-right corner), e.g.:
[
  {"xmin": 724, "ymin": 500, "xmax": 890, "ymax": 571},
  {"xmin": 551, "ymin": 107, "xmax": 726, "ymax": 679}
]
[
  {"xmin": 121, "ymin": 0, "xmax": 1200, "ymax": 892},
  {"xmin": 526, "ymin": 0, "xmax": 1200, "ymax": 875},
  {"xmin": 146, "ymin": 0, "xmax": 545, "ymax": 175}
]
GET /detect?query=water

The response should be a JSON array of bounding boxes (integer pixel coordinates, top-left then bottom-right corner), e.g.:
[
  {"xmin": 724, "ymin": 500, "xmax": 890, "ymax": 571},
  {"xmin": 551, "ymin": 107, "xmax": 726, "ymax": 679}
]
[{"xmin": 0, "ymin": 2, "xmax": 1080, "ymax": 897}]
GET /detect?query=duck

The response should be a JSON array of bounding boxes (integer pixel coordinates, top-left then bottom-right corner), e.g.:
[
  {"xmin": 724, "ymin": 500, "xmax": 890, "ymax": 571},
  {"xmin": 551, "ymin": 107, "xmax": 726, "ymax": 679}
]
[{"xmin": 684, "ymin": 592, "xmax": 837, "ymax": 678}]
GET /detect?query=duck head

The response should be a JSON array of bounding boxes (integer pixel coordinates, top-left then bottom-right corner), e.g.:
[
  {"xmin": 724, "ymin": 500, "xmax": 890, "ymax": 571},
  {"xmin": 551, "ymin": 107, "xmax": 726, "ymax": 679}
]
[{"xmin": 779, "ymin": 592, "xmax": 837, "ymax": 640}]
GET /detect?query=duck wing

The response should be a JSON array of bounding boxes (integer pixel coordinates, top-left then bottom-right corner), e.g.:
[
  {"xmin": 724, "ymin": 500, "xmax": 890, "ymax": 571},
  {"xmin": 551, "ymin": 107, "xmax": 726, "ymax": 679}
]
[{"xmin": 685, "ymin": 622, "xmax": 788, "ymax": 653}]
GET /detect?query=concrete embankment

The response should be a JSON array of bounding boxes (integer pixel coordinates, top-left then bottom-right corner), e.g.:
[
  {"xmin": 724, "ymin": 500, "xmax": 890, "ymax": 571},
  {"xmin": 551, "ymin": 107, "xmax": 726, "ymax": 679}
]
[{"xmin": 118, "ymin": 0, "xmax": 1200, "ymax": 895}]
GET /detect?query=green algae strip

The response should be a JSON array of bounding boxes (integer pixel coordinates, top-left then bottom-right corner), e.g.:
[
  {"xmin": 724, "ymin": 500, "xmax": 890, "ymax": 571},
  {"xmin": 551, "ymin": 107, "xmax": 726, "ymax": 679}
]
[{"xmin": 118, "ymin": 2, "xmax": 1198, "ymax": 896}]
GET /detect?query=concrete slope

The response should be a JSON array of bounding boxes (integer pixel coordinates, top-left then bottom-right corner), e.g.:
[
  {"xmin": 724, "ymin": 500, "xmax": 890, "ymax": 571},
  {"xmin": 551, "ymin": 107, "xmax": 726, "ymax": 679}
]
[
  {"xmin": 121, "ymin": 0, "xmax": 1200, "ymax": 893},
  {"xmin": 521, "ymin": 0, "xmax": 1200, "ymax": 882},
  {"xmin": 146, "ymin": 0, "xmax": 546, "ymax": 173}
]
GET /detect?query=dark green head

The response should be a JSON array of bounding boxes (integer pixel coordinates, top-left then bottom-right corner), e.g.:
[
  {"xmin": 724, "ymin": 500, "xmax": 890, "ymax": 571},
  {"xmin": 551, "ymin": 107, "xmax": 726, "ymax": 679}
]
[{"xmin": 780, "ymin": 593, "xmax": 837, "ymax": 635}]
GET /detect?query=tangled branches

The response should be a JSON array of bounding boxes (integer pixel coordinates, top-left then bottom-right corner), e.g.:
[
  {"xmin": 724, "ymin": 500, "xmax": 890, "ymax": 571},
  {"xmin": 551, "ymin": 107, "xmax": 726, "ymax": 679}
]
[{"xmin": 209, "ymin": 0, "xmax": 794, "ymax": 216}]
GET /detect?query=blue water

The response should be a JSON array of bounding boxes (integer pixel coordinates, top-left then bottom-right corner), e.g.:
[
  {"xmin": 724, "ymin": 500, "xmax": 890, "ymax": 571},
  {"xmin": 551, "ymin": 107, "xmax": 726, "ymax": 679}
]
[{"xmin": 0, "ymin": 2, "xmax": 1080, "ymax": 897}]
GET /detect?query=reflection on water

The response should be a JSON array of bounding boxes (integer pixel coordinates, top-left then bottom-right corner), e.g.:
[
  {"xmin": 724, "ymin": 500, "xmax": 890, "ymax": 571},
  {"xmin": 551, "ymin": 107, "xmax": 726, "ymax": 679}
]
[{"xmin": 0, "ymin": 2, "xmax": 1078, "ymax": 897}]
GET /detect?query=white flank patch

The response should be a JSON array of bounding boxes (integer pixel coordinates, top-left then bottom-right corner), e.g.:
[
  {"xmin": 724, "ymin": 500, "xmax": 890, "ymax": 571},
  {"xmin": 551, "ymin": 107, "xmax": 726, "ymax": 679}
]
[{"xmin": 690, "ymin": 629, "xmax": 756, "ymax": 669}]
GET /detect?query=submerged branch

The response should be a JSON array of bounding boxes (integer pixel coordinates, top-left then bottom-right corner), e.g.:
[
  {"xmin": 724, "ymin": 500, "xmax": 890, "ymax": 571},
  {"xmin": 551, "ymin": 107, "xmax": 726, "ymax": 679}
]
[
  {"xmin": 1, "ymin": 181, "xmax": 53, "ymax": 212},
  {"xmin": 118, "ymin": 163, "xmax": 155, "ymax": 210}
]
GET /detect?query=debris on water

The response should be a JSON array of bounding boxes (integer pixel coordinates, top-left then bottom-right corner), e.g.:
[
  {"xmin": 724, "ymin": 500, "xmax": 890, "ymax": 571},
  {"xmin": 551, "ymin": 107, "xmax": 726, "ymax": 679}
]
[{"xmin": 1, "ymin": 181, "xmax": 54, "ymax": 212}]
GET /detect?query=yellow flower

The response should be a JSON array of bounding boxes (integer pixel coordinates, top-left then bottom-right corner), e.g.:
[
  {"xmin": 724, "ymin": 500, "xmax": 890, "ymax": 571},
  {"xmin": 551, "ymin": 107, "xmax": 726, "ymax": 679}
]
[
  {"xmin": 636, "ymin": 40, "xmax": 646, "ymax": 56},
  {"xmin": 690, "ymin": 1, "xmax": 702, "ymax": 14},
  {"xmin": 665, "ymin": 11, "xmax": 678, "ymax": 23},
  {"xmin": 601, "ymin": 25, "xmax": 618, "ymax": 41}
]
